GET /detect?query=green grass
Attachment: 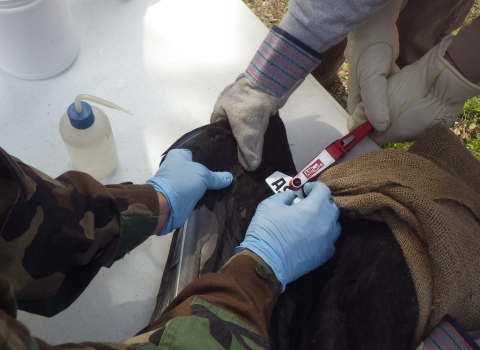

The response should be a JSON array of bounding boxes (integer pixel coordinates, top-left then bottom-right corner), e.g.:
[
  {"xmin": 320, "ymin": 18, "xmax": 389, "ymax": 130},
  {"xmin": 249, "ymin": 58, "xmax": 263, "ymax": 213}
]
[
  {"xmin": 243, "ymin": 0, "xmax": 288, "ymax": 28},
  {"xmin": 463, "ymin": 1, "xmax": 480, "ymax": 27},
  {"xmin": 381, "ymin": 141, "xmax": 413, "ymax": 151},
  {"xmin": 465, "ymin": 136, "xmax": 480, "ymax": 160},
  {"xmin": 381, "ymin": 97, "xmax": 480, "ymax": 158},
  {"xmin": 455, "ymin": 96, "xmax": 480, "ymax": 159}
]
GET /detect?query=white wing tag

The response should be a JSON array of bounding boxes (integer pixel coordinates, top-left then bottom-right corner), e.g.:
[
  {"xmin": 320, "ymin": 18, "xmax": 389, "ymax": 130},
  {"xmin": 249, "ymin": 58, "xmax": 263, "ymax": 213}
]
[{"xmin": 265, "ymin": 171, "xmax": 305, "ymax": 201}]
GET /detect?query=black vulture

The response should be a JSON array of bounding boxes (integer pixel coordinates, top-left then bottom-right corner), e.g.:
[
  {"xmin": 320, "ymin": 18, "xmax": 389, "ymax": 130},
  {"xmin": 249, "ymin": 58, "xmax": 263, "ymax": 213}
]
[{"xmin": 149, "ymin": 114, "xmax": 418, "ymax": 350}]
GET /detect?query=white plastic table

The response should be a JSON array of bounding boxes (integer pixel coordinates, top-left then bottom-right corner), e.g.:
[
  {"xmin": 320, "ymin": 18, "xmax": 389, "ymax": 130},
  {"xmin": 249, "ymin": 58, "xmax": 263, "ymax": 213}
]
[{"xmin": 0, "ymin": 0, "xmax": 379, "ymax": 344}]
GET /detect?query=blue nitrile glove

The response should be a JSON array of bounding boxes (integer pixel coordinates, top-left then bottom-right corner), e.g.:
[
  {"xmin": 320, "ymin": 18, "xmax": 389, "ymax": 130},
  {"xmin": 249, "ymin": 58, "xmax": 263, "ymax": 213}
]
[
  {"xmin": 235, "ymin": 182, "xmax": 341, "ymax": 291},
  {"xmin": 211, "ymin": 26, "xmax": 323, "ymax": 171},
  {"xmin": 146, "ymin": 149, "xmax": 233, "ymax": 235}
]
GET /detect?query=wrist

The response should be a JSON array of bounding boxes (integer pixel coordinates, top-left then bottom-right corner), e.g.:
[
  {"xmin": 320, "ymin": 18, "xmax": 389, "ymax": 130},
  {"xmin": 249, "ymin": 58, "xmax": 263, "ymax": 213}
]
[
  {"xmin": 235, "ymin": 238, "xmax": 287, "ymax": 291},
  {"xmin": 146, "ymin": 177, "xmax": 177, "ymax": 235},
  {"xmin": 153, "ymin": 192, "xmax": 171, "ymax": 235},
  {"xmin": 234, "ymin": 249, "xmax": 276, "ymax": 278}
]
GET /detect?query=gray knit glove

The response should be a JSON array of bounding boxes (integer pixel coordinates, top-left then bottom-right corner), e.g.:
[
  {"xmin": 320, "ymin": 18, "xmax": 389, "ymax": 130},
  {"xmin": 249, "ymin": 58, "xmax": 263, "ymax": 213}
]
[{"xmin": 211, "ymin": 26, "xmax": 322, "ymax": 171}]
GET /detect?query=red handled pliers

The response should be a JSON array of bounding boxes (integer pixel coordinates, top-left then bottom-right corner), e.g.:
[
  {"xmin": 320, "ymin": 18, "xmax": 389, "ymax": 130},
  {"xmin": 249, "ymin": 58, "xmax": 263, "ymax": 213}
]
[{"xmin": 288, "ymin": 121, "xmax": 374, "ymax": 191}]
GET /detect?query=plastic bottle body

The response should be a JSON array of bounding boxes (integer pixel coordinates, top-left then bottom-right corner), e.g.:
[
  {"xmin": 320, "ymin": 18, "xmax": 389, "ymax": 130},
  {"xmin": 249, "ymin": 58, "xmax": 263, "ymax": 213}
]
[{"xmin": 59, "ymin": 105, "xmax": 118, "ymax": 179}]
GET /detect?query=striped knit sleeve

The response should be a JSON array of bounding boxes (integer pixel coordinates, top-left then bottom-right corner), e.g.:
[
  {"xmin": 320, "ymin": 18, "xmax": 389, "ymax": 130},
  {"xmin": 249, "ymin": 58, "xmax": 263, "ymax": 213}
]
[
  {"xmin": 419, "ymin": 315, "xmax": 480, "ymax": 350},
  {"xmin": 245, "ymin": 26, "xmax": 322, "ymax": 98}
]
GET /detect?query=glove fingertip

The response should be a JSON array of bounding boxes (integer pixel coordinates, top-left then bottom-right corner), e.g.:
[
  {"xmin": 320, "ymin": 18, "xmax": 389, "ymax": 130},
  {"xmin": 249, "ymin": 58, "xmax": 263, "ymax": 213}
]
[
  {"xmin": 238, "ymin": 149, "xmax": 261, "ymax": 171},
  {"xmin": 331, "ymin": 201, "xmax": 341, "ymax": 220},
  {"xmin": 272, "ymin": 189, "xmax": 296, "ymax": 205},
  {"xmin": 362, "ymin": 97, "xmax": 390, "ymax": 132},
  {"xmin": 168, "ymin": 148, "xmax": 193, "ymax": 161},
  {"xmin": 208, "ymin": 171, "xmax": 234, "ymax": 190},
  {"xmin": 303, "ymin": 181, "xmax": 331, "ymax": 201},
  {"xmin": 347, "ymin": 113, "xmax": 366, "ymax": 132},
  {"xmin": 370, "ymin": 118, "xmax": 389, "ymax": 132},
  {"xmin": 302, "ymin": 182, "xmax": 315, "ymax": 196},
  {"xmin": 210, "ymin": 111, "xmax": 227, "ymax": 123}
]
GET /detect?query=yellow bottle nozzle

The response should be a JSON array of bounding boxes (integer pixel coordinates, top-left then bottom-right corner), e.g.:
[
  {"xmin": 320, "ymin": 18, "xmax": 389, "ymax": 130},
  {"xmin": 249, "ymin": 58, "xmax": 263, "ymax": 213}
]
[{"xmin": 74, "ymin": 94, "xmax": 133, "ymax": 115}]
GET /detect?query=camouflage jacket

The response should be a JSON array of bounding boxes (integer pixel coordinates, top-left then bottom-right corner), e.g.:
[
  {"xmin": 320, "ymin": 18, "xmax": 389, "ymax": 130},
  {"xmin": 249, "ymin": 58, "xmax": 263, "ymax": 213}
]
[{"xmin": 0, "ymin": 147, "xmax": 281, "ymax": 349}]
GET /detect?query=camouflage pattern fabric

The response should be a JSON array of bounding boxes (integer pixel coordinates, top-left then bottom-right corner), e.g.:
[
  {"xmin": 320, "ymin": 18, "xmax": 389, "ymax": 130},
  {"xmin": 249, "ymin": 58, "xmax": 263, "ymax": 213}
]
[
  {"xmin": 0, "ymin": 147, "xmax": 278, "ymax": 349},
  {"xmin": 0, "ymin": 147, "xmax": 474, "ymax": 349},
  {"xmin": 0, "ymin": 244, "xmax": 275, "ymax": 349},
  {"xmin": 126, "ymin": 298, "xmax": 270, "ymax": 349},
  {"xmin": 124, "ymin": 251, "xmax": 279, "ymax": 350},
  {"xmin": 0, "ymin": 146, "xmax": 160, "ymax": 316},
  {"xmin": 0, "ymin": 282, "xmax": 269, "ymax": 350}
]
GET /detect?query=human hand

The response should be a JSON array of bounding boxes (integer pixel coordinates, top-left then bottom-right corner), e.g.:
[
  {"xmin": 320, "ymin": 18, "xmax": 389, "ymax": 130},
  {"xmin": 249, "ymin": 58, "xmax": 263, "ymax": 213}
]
[
  {"xmin": 146, "ymin": 149, "xmax": 233, "ymax": 235},
  {"xmin": 235, "ymin": 182, "xmax": 341, "ymax": 291},
  {"xmin": 345, "ymin": 0, "xmax": 405, "ymax": 132},
  {"xmin": 211, "ymin": 27, "xmax": 322, "ymax": 171},
  {"xmin": 211, "ymin": 76, "xmax": 287, "ymax": 171},
  {"xmin": 350, "ymin": 35, "xmax": 480, "ymax": 144}
]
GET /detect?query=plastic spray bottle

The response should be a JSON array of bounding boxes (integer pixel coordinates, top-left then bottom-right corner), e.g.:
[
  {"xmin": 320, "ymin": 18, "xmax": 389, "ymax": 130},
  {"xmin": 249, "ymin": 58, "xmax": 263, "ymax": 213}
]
[{"xmin": 59, "ymin": 94, "xmax": 132, "ymax": 179}]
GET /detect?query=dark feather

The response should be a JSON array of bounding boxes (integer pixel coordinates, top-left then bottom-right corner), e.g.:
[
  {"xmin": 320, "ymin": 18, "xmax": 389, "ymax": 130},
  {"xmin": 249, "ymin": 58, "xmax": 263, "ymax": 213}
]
[
  {"xmin": 149, "ymin": 115, "xmax": 419, "ymax": 350},
  {"xmin": 283, "ymin": 217, "xmax": 418, "ymax": 350},
  {"xmin": 149, "ymin": 115, "xmax": 296, "ymax": 322}
]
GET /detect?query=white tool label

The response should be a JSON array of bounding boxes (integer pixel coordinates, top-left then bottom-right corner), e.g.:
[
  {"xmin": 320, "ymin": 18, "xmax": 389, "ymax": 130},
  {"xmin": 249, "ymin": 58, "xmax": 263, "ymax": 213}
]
[
  {"xmin": 302, "ymin": 159, "xmax": 324, "ymax": 178},
  {"xmin": 265, "ymin": 171, "xmax": 304, "ymax": 200},
  {"xmin": 291, "ymin": 149, "xmax": 336, "ymax": 189}
]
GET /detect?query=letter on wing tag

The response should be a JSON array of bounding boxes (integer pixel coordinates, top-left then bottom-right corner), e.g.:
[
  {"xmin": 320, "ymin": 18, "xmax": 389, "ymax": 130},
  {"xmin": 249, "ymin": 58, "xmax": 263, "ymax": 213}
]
[{"xmin": 265, "ymin": 171, "xmax": 304, "ymax": 201}]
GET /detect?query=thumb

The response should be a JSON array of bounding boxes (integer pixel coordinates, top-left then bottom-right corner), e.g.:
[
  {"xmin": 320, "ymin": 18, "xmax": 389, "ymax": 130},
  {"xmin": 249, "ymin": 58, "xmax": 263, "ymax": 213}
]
[
  {"xmin": 167, "ymin": 148, "xmax": 193, "ymax": 161},
  {"xmin": 356, "ymin": 43, "xmax": 393, "ymax": 131},
  {"xmin": 347, "ymin": 102, "xmax": 368, "ymax": 131},
  {"xmin": 206, "ymin": 171, "xmax": 233, "ymax": 190},
  {"xmin": 270, "ymin": 189, "xmax": 296, "ymax": 206},
  {"xmin": 302, "ymin": 181, "xmax": 315, "ymax": 196},
  {"xmin": 362, "ymin": 82, "xmax": 390, "ymax": 132},
  {"xmin": 359, "ymin": 68, "xmax": 391, "ymax": 131},
  {"xmin": 301, "ymin": 182, "xmax": 332, "ymax": 204}
]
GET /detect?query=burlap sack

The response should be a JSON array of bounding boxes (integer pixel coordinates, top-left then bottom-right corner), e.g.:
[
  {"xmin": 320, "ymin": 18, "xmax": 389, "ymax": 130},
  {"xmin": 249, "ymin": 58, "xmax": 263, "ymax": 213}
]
[{"xmin": 318, "ymin": 125, "xmax": 480, "ymax": 347}]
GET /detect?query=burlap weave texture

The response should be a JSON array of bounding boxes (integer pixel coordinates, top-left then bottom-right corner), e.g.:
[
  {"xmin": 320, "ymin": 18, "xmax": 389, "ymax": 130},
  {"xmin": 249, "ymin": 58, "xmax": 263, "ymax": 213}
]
[{"xmin": 318, "ymin": 125, "xmax": 480, "ymax": 347}]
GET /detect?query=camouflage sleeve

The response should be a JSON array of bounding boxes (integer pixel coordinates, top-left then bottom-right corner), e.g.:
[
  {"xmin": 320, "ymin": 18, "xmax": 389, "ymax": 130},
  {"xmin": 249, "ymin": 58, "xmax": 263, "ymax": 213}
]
[
  {"xmin": 0, "ymin": 274, "xmax": 136, "ymax": 350},
  {"xmin": 1, "ymin": 278, "xmax": 269, "ymax": 350},
  {"xmin": 0, "ymin": 250, "xmax": 279, "ymax": 349},
  {"xmin": 124, "ymin": 250, "xmax": 282, "ymax": 349},
  {"xmin": 0, "ymin": 147, "xmax": 160, "ymax": 317}
]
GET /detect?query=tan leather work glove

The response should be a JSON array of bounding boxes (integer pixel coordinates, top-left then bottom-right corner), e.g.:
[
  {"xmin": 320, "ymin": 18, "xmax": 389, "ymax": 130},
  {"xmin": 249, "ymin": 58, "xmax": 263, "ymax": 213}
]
[
  {"xmin": 211, "ymin": 76, "xmax": 296, "ymax": 171},
  {"xmin": 211, "ymin": 26, "xmax": 322, "ymax": 171},
  {"xmin": 350, "ymin": 35, "xmax": 480, "ymax": 144},
  {"xmin": 345, "ymin": 0, "xmax": 405, "ymax": 132}
]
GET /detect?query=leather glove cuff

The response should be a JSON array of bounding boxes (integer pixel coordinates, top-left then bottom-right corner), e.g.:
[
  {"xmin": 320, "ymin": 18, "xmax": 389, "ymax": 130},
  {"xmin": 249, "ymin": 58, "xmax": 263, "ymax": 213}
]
[{"xmin": 245, "ymin": 26, "xmax": 323, "ymax": 98}]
